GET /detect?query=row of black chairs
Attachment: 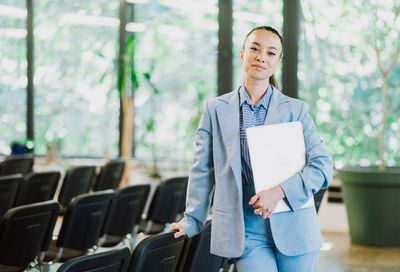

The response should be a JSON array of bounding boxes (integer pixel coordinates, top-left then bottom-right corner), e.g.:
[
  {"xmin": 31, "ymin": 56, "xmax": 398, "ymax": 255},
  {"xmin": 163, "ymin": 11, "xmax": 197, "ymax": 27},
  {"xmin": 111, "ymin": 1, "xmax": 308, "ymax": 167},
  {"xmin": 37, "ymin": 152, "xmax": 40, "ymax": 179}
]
[
  {"xmin": 58, "ymin": 158, "xmax": 126, "ymax": 213},
  {"xmin": 0, "ymin": 175, "xmax": 189, "ymax": 271},
  {"xmin": 0, "ymin": 155, "xmax": 326, "ymax": 272},
  {"xmin": 56, "ymin": 220, "xmax": 225, "ymax": 272},
  {"xmin": 0, "ymin": 158, "xmax": 126, "ymax": 218},
  {"xmin": 0, "ymin": 156, "xmax": 326, "ymax": 216},
  {"xmin": 0, "ymin": 155, "xmax": 125, "ymax": 190}
]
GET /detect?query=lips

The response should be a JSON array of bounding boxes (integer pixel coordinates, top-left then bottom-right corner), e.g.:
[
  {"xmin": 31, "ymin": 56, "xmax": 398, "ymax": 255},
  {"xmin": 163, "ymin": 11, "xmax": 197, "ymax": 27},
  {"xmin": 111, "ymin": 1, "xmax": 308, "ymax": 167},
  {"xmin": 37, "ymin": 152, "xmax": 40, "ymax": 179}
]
[{"xmin": 251, "ymin": 64, "xmax": 267, "ymax": 70}]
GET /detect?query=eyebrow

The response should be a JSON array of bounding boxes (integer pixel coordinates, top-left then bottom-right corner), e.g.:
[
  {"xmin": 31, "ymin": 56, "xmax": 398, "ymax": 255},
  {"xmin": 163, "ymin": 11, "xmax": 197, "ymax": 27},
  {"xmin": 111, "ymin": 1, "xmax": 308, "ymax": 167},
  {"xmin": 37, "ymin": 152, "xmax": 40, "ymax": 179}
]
[{"xmin": 250, "ymin": 42, "xmax": 279, "ymax": 51}]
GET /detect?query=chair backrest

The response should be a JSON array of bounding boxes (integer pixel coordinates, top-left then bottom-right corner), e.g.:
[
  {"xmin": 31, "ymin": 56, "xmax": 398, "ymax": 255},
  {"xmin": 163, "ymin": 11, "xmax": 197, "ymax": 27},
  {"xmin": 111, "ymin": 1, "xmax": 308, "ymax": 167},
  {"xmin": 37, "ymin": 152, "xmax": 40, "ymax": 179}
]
[
  {"xmin": 57, "ymin": 190, "xmax": 115, "ymax": 251},
  {"xmin": 128, "ymin": 232, "xmax": 186, "ymax": 272},
  {"xmin": 93, "ymin": 158, "xmax": 125, "ymax": 191},
  {"xmin": 176, "ymin": 176, "xmax": 188, "ymax": 214},
  {"xmin": 15, "ymin": 171, "xmax": 61, "ymax": 206},
  {"xmin": 0, "ymin": 200, "xmax": 59, "ymax": 268},
  {"xmin": 0, "ymin": 174, "xmax": 23, "ymax": 218},
  {"xmin": 147, "ymin": 177, "xmax": 188, "ymax": 224},
  {"xmin": 0, "ymin": 155, "xmax": 34, "ymax": 176},
  {"xmin": 314, "ymin": 188, "xmax": 327, "ymax": 213},
  {"xmin": 105, "ymin": 184, "xmax": 150, "ymax": 236},
  {"xmin": 58, "ymin": 166, "xmax": 96, "ymax": 207},
  {"xmin": 179, "ymin": 221, "xmax": 226, "ymax": 272},
  {"xmin": 56, "ymin": 246, "xmax": 131, "ymax": 272}
]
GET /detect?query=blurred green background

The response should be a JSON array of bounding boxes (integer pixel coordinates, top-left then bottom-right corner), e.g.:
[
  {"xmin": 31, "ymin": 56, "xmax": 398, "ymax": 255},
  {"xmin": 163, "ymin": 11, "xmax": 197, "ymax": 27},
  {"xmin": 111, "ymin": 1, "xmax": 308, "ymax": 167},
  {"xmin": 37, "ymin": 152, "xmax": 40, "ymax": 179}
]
[{"xmin": 0, "ymin": 0, "xmax": 399, "ymax": 167}]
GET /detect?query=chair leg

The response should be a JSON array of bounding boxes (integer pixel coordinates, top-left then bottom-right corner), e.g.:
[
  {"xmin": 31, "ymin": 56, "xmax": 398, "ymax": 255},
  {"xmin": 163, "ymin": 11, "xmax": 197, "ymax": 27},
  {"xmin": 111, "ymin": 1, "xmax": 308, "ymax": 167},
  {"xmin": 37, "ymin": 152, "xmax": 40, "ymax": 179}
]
[
  {"xmin": 31, "ymin": 254, "xmax": 51, "ymax": 272},
  {"xmin": 53, "ymin": 247, "xmax": 64, "ymax": 263},
  {"xmin": 132, "ymin": 224, "xmax": 139, "ymax": 235},
  {"xmin": 122, "ymin": 234, "xmax": 134, "ymax": 251},
  {"xmin": 38, "ymin": 262, "xmax": 50, "ymax": 272},
  {"xmin": 97, "ymin": 235, "xmax": 107, "ymax": 247},
  {"xmin": 145, "ymin": 220, "xmax": 153, "ymax": 234}
]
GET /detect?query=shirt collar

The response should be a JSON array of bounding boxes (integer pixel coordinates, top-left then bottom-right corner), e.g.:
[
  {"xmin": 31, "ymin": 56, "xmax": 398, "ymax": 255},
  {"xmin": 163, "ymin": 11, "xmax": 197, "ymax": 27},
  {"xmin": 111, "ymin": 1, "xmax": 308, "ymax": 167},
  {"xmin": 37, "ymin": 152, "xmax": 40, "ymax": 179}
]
[{"xmin": 239, "ymin": 84, "xmax": 273, "ymax": 108}]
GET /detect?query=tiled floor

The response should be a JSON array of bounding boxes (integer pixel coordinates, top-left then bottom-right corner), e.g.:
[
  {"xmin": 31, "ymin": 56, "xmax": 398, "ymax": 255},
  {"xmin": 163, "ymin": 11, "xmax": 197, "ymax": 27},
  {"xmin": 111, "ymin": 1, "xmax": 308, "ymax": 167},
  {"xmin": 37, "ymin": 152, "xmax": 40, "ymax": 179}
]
[
  {"xmin": 320, "ymin": 232, "xmax": 400, "ymax": 272},
  {"xmin": 223, "ymin": 231, "xmax": 400, "ymax": 272}
]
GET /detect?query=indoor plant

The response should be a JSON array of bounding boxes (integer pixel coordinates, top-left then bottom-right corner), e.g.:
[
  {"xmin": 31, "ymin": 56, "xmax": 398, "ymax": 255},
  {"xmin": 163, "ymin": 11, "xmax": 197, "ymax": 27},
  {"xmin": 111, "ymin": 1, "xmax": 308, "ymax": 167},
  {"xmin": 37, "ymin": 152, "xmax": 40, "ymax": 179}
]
[{"xmin": 336, "ymin": 2, "xmax": 400, "ymax": 246}]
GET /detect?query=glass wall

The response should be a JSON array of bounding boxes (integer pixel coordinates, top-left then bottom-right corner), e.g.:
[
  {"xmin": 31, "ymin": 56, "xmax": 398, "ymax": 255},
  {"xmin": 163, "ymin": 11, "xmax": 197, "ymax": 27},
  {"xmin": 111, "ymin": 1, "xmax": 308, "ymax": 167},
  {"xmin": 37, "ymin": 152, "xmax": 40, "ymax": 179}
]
[
  {"xmin": 133, "ymin": 0, "xmax": 218, "ymax": 162},
  {"xmin": 299, "ymin": 0, "xmax": 400, "ymax": 167},
  {"xmin": 0, "ymin": 1, "xmax": 27, "ymax": 154},
  {"xmin": 233, "ymin": 0, "xmax": 283, "ymax": 88},
  {"xmin": 33, "ymin": 0, "xmax": 120, "ymax": 157}
]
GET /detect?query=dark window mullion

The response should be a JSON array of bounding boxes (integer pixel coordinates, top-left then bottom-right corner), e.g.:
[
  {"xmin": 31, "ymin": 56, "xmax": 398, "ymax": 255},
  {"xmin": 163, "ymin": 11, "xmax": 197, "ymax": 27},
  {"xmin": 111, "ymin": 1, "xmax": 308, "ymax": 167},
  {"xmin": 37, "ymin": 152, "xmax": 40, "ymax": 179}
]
[
  {"xmin": 218, "ymin": 0, "xmax": 233, "ymax": 95},
  {"xmin": 27, "ymin": 0, "xmax": 34, "ymax": 150},
  {"xmin": 282, "ymin": 0, "xmax": 300, "ymax": 98}
]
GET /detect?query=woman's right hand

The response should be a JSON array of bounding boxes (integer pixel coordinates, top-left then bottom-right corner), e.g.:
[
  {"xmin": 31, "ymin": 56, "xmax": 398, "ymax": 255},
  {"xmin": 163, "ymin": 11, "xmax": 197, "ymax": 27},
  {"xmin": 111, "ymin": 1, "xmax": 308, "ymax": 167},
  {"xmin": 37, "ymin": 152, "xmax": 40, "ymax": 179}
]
[{"xmin": 167, "ymin": 222, "xmax": 187, "ymax": 238}]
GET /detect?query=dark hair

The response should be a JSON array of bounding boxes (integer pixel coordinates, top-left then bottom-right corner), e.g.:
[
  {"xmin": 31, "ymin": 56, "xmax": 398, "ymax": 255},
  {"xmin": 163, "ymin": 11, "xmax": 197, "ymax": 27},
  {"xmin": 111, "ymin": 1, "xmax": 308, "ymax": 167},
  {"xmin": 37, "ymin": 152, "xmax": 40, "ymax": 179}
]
[{"xmin": 243, "ymin": 26, "xmax": 283, "ymax": 89}]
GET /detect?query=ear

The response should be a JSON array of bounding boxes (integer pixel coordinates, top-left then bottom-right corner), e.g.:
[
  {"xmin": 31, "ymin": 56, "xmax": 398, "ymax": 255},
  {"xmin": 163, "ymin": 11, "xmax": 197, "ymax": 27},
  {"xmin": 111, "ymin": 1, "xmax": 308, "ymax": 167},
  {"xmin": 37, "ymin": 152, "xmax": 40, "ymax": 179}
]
[{"xmin": 240, "ymin": 49, "xmax": 244, "ymax": 62}]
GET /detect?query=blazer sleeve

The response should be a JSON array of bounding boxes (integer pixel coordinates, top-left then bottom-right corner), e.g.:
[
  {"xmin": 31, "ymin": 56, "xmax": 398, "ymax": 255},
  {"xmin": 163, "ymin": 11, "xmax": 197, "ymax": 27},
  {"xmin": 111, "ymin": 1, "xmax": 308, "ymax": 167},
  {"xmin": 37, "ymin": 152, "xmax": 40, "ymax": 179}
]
[
  {"xmin": 280, "ymin": 101, "xmax": 333, "ymax": 212},
  {"xmin": 178, "ymin": 100, "xmax": 215, "ymax": 237}
]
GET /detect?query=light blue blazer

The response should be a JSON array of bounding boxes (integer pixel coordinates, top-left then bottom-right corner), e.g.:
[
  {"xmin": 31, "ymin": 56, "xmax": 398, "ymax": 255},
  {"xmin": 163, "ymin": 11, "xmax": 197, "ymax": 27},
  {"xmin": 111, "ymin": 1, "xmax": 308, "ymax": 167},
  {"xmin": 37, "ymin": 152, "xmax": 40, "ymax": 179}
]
[{"xmin": 179, "ymin": 85, "xmax": 333, "ymax": 258}]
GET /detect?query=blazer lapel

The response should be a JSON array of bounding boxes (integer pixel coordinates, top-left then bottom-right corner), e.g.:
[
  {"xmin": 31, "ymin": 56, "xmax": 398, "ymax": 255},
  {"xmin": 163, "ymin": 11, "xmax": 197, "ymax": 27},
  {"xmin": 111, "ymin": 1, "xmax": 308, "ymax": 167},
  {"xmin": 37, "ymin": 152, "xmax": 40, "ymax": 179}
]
[
  {"xmin": 216, "ymin": 89, "xmax": 242, "ymax": 189},
  {"xmin": 264, "ymin": 87, "xmax": 290, "ymax": 125}
]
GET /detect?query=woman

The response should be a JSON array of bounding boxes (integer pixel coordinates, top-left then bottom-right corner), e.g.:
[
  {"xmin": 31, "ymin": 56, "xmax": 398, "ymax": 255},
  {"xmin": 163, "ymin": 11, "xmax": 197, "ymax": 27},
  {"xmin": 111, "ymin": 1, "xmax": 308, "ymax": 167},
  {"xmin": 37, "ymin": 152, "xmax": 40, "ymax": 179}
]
[{"xmin": 168, "ymin": 26, "xmax": 333, "ymax": 271}]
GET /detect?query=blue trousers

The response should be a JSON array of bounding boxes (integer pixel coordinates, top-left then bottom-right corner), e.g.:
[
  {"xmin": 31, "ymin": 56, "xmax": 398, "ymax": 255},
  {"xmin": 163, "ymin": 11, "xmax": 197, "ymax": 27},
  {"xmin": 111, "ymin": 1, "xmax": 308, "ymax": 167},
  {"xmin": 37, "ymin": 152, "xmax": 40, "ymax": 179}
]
[{"xmin": 236, "ymin": 185, "xmax": 319, "ymax": 272}]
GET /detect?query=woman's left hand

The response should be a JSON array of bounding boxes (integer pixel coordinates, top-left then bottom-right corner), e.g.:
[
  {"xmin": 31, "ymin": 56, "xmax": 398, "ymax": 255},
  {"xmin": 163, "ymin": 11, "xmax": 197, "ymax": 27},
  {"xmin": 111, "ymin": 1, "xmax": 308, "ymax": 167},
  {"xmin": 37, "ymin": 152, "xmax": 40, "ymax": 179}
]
[{"xmin": 249, "ymin": 186, "xmax": 285, "ymax": 219}]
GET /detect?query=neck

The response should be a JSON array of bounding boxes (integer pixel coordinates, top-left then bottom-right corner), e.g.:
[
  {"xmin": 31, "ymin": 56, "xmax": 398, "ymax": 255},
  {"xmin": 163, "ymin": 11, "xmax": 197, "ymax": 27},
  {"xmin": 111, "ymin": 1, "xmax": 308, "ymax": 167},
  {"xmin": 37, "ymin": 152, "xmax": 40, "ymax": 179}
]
[{"xmin": 244, "ymin": 77, "xmax": 270, "ymax": 106}]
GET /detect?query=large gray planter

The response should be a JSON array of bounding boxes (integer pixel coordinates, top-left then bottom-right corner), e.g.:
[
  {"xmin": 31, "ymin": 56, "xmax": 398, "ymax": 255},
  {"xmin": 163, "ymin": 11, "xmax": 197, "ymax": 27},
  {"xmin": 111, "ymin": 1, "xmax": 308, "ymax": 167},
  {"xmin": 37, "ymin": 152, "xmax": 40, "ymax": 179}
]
[{"xmin": 336, "ymin": 167, "xmax": 400, "ymax": 247}]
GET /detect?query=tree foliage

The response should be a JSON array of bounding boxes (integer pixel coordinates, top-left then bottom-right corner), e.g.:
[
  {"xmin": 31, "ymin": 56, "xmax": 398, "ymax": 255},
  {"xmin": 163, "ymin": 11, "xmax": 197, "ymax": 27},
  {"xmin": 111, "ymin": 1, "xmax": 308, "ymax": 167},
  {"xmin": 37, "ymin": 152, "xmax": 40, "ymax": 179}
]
[{"xmin": 299, "ymin": 0, "xmax": 400, "ymax": 167}]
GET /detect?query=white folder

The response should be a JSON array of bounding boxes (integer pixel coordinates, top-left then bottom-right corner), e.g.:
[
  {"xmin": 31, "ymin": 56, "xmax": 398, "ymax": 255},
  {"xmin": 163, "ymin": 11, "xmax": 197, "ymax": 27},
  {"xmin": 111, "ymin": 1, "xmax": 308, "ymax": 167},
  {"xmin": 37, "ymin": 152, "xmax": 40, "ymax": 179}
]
[{"xmin": 246, "ymin": 121, "xmax": 314, "ymax": 213}]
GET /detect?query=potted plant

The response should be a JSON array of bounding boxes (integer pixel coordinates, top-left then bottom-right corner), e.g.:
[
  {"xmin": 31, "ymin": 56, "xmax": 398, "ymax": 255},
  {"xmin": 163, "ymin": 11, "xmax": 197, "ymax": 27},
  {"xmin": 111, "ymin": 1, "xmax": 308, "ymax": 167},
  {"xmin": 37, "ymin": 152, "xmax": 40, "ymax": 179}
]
[{"xmin": 336, "ymin": 3, "xmax": 400, "ymax": 246}]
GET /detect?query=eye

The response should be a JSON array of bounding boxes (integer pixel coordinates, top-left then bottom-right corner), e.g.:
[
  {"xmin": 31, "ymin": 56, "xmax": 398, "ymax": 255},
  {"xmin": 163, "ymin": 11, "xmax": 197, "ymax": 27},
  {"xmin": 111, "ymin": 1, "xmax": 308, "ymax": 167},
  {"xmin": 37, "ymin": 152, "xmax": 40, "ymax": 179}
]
[
  {"xmin": 250, "ymin": 47, "xmax": 259, "ymax": 51},
  {"xmin": 268, "ymin": 52, "xmax": 276, "ymax": 56}
]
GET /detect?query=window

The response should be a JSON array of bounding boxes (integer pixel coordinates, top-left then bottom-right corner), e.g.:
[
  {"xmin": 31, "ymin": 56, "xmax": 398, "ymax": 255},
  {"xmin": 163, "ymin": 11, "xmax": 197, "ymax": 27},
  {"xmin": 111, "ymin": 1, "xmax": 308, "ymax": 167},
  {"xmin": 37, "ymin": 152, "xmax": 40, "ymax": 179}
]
[
  {"xmin": 299, "ymin": 0, "xmax": 400, "ymax": 166},
  {"xmin": 0, "ymin": 2, "xmax": 27, "ymax": 154},
  {"xmin": 33, "ymin": 0, "xmax": 120, "ymax": 157},
  {"xmin": 133, "ymin": 0, "xmax": 218, "ymax": 162}
]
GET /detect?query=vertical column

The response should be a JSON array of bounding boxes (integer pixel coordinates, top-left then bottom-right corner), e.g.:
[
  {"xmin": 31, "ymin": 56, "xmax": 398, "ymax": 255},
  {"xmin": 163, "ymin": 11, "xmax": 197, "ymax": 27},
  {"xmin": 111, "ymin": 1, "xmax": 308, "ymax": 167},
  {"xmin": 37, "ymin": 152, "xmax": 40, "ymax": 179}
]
[
  {"xmin": 26, "ymin": 0, "xmax": 34, "ymax": 151},
  {"xmin": 118, "ymin": 0, "xmax": 126, "ymax": 156},
  {"xmin": 218, "ymin": 0, "xmax": 233, "ymax": 95},
  {"xmin": 282, "ymin": 0, "xmax": 300, "ymax": 98},
  {"xmin": 126, "ymin": 1, "xmax": 135, "ymax": 156}
]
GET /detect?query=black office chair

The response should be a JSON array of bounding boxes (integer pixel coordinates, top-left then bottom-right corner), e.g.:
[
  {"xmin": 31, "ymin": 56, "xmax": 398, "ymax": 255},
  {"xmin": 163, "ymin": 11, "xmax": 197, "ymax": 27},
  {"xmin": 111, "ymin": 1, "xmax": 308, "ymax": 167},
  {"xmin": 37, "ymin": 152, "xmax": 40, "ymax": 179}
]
[
  {"xmin": 0, "ymin": 174, "xmax": 23, "ymax": 218},
  {"xmin": 128, "ymin": 232, "xmax": 186, "ymax": 272},
  {"xmin": 93, "ymin": 158, "xmax": 125, "ymax": 191},
  {"xmin": 178, "ymin": 220, "xmax": 226, "ymax": 272},
  {"xmin": 56, "ymin": 246, "xmax": 131, "ymax": 272},
  {"xmin": 141, "ymin": 177, "xmax": 188, "ymax": 234},
  {"xmin": 58, "ymin": 166, "xmax": 96, "ymax": 214},
  {"xmin": 101, "ymin": 184, "xmax": 151, "ymax": 247},
  {"xmin": 0, "ymin": 155, "xmax": 34, "ymax": 176},
  {"xmin": 314, "ymin": 188, "xmax": 327, "ymax": 213},
  {"xmin": 0, "ymin": 200, "xmax": 59, "ymax": 272},
  {"xmin": 45, "ymin": 190, "xmax": 115, "ymax": 262},
  {"xmin": 176, "ymin": 176, "xmax": 188, "ymax": 215},
  {"xmin": 15, "ymin": 171, "xmax": 61, "ymax": 206}
]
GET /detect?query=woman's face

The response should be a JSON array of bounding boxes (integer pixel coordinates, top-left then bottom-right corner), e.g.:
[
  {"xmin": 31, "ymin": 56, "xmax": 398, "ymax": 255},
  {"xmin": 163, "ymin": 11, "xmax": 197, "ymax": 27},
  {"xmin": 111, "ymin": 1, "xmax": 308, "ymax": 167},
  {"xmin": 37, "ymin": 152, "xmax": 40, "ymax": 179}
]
[{"xmin": 241, "ymin": 29, "xmax": 282, "ymax": 82}]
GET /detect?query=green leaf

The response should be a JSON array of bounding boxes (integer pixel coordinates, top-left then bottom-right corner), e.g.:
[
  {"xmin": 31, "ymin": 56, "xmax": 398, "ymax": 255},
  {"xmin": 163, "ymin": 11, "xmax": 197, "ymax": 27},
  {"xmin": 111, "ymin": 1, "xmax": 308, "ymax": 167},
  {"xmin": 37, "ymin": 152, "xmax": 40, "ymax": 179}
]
[
  {"xmin": 146, "ymin": 118, "xmax": 155, "ymax": 131},
  {"xmin": 143, "ymin": 73, "xmax": 150, "ymax": 80}
]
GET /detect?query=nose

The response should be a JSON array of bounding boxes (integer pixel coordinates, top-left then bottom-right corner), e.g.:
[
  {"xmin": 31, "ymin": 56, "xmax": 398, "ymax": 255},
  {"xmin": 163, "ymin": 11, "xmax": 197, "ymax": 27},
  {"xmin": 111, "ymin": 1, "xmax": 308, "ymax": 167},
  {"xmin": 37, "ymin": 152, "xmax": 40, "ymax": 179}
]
[{"xmin": 255, "ymin": 53, "xmax": 265, "ymax": 63}]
